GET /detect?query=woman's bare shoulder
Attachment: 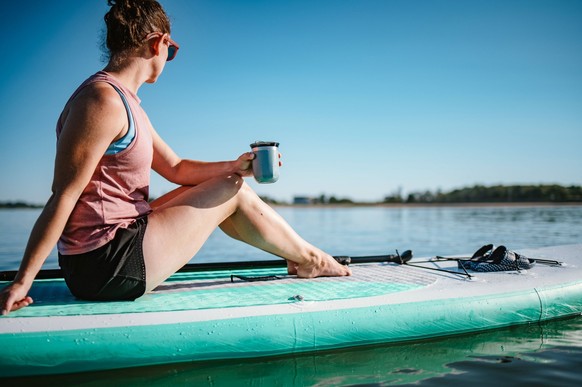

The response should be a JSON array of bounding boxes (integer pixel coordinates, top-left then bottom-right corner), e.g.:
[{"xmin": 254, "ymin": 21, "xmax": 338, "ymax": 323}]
[
  {"xmin": 60, "ymin": 82, "xmax": 126, "ymax": 134},
  {"xmin": 72, "ymin": 82, "xmax": 124, "ymax": 113},
  {"xmin": 57, "ymin": 81, "xmax": 128, "ymax": 156}
]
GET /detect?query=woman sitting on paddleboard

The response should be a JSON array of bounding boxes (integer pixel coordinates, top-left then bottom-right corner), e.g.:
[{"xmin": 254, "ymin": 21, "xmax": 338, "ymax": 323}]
[{"xmin": 0, "ymin": 0, "xmax": 350, "ymax": 316}]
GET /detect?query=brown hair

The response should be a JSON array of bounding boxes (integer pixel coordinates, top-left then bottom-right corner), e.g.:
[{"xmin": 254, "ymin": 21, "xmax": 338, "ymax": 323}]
[{"xmin": 104, "ymin": 0, "xmax": 171, "ymax": 60}]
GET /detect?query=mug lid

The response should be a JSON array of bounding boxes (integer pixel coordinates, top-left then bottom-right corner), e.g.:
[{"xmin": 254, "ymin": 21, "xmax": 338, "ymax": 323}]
[{"xmin": 250, "ymin": 141, "xmax": 279, "ymax": 148}]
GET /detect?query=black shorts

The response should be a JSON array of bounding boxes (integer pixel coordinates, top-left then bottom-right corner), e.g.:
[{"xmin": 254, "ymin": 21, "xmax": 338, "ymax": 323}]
[{"xmin": 58, "ymin": 217, "xmax": 148, "ymax": 301}]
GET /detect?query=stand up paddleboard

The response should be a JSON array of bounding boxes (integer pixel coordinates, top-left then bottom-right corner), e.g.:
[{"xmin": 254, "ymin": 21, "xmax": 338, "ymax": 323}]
[{"xmin": 1, "ymin": 244, "xmax": 581, "ymax": 377}]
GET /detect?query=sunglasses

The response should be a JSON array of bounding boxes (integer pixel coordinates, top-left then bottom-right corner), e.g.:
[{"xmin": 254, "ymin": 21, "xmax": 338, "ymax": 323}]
[
  {"xmin": 165, "ymin": 36, "xmax": 179, "ymax": 61},
  {"xmin": 145, "ymin": 32, "xmax": 180, "ymax": 61}
]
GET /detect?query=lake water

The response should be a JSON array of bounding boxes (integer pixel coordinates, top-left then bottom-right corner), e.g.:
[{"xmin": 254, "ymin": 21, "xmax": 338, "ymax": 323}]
[{"xmin": 1, "ymin": 205, "xmax": 582, "ymax": 385}]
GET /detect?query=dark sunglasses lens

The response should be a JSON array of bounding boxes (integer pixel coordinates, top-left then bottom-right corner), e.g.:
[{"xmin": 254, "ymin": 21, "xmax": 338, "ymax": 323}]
[{"xmin": 167, "ymin": 45, "xmax": 177, "ymax": 61}]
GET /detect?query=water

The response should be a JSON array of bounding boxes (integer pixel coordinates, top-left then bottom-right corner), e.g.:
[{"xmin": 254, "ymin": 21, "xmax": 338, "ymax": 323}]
[
  {"xmin": 3, "ymin": 205, "xmax": 580, "ymax": 270},
  {"xmin": 1, "ymin": 205, "xmax": 582, "ymax": 385}
]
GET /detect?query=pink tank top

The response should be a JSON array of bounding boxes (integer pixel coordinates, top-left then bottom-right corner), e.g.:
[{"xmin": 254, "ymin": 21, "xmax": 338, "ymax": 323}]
[{"xmin": 56, "ymin": 71, "xmax": 153, "ymax": 255}]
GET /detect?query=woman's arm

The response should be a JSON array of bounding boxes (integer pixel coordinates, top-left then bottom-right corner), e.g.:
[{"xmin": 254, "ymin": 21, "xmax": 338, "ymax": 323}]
[
  {"xmin": 1, "ymin": 191, "xmax": 79, "ymax": 315},
  {"xmin": 148, "ymin": 121, "xmax": 254, "ymax": 186},
  {"xmin": 0, "ymin": 83, "xmax": 128, "ymax": 315}
]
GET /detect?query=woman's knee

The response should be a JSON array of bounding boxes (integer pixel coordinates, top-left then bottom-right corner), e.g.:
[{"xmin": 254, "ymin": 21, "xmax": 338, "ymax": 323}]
[
  {"xmin": 207, "ymin": 175, "xmax": 257, "ymax": 209},
  {"xmin": 235, "ymin": 177, "xmax": 260, "ymax": 199},
  {"xmin": 213, "ymin": 174, "xmax": 247, "ymax": 198},
  {"xmin": 198, "ymin": 174, "xmax": 258, "ymax": 210}
]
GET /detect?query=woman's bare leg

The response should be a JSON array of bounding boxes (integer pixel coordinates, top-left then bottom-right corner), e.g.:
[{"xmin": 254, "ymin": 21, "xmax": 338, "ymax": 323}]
[
  {"xmin": 219, "ymin": 220, "xmax": 299, "ymax": 274},
  {"xmin": 142, "ymin": 175, "xmax": 350, "ymax": 291},
  {"xmin": 218, "ymin": 202, "xmax": 325, "ymax": 276}
]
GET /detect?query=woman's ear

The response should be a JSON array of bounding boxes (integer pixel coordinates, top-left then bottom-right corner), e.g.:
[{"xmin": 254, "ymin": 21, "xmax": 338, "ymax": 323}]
[{"xmin": 150, "ymin": 35, "xmax": 162, "ymax": 57}]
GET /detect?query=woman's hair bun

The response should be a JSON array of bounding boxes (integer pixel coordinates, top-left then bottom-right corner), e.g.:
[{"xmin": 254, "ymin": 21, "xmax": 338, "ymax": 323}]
[
  {"xmin": 107, "ymin": 0, "xmax": 131, "ymax": 7},
  {"xmin": 104, "ymin": 0, "xmax": 170, "ymax": 59}
]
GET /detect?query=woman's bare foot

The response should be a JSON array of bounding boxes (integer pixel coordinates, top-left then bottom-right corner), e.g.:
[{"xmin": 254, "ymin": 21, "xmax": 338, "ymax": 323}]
[
  {"xmin": 294, "ymin": 254, "xmax": 352, "ymax": 278},
  {"xmin": 286, "ymin": 259, "xmax": 298, "ymax": 275}
]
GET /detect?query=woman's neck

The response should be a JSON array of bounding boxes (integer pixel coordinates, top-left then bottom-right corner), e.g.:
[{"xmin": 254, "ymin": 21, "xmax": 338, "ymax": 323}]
[{"xmin": 103, "ymin": 57, "xmax": 151, "ymax": 94}]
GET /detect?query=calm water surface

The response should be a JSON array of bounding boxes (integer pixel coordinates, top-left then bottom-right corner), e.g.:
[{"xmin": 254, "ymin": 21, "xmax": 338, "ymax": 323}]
[
  {"xmin": 1, "ymin": 205, "xmax": 580, "ymax": 270},
  {"xmin": 1, "ymin": 205, "xmax": 581, "ymax": 385}
]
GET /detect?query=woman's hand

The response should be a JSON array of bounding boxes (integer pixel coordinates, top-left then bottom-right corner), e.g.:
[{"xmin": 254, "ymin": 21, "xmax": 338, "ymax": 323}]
[
  {"xmin": 234, "ymin": 152, "xmax": 256, "ymax": 177},
  {"xmin": 234, "ymin": 152, "xmax": 282, "ymax": 177},
  {"xmin": 0, "ymin": 281, "xmax": 33, "ymax": 316}
]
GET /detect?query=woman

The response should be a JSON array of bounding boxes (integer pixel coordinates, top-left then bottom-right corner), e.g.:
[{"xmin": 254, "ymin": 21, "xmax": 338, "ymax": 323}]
[{"xmin": 0, "ymin": 0, "xmax": 350, "ymax": 315}]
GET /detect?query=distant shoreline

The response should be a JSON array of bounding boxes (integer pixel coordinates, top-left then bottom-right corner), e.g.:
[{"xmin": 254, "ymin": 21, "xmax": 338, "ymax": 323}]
[
  {"xmin": 2, "ymin": 201, "xmax": 582, "ymax": 210},
  {"xmin": 0, "ymin": 203, "xmax": 43, "ymax": 209},
  {"xmin": 274, "ymin": 202, "xmax": 582, "ymax": 208}
]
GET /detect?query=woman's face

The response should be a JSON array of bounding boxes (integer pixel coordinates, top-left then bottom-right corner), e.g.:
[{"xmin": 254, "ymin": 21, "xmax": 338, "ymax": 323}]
[{"xmin": 145, "ymin": 33, "xmax": 179, "ymax": 83}]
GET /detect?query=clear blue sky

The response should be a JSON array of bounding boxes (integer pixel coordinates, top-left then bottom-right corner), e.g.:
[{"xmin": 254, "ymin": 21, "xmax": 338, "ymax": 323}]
[{"xmin": 1, "ymin": 0, "xmax": 581, "ymax": 203}]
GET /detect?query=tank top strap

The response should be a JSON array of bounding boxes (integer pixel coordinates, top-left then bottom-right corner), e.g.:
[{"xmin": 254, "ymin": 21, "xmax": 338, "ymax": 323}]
[{"xmin": 105, "ymin": 84, "xmax": 136, "ymax": 155}]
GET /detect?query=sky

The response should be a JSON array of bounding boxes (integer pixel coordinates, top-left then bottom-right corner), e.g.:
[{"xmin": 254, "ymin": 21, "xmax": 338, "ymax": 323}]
[{"xmin": 0, "ymin": 0, "xmax": 581, "ymax": 204}]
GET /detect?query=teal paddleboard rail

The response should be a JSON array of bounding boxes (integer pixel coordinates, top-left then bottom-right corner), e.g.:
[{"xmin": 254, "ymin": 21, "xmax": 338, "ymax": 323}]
[
  {"xmin": 2, "ymin": 244, "xmax": 582, "ymax": 378},
  {"xmin": 2, "ymin": 280, "xmax": 582, "ymax": 377}
]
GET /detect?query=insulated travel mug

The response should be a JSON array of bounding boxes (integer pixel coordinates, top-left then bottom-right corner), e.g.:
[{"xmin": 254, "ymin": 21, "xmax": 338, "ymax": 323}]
[{"xmin": 250, "ymin": 141, "xmax": 280, "ymax": 183}]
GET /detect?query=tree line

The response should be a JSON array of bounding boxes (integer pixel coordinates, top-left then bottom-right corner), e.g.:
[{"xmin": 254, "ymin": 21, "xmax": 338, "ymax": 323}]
[
  {"xmin": 0, "ymin": 201, "xmax": 43, "ymax": 209},
  {"xmin": 2, "ymin": 184, "xmax": 581, "ymax": 208},
  {"xmin": 384, "ymin": 184, "xmax": 582, "ymax": 204}
]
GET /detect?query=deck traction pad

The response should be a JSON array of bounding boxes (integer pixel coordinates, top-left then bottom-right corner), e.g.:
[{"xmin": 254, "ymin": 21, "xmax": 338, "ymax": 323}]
[{"xmin": 16, "ymin": 263, "xmax": 436, "ymax": 317}]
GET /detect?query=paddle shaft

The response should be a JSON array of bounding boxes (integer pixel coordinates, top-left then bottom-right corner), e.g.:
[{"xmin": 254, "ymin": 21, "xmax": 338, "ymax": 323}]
[{"xmin": 0, "ymin": 253, "xmax": 402, "ymax": 281}]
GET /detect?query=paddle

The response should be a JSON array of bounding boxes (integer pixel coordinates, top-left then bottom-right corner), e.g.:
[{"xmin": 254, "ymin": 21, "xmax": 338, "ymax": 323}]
[
  {"xmin": 228, "ymin": 251, "xmax": 411, "ymax": 283},
  {"xmin": 0, "ymin": 251, "xmax": 413, "ymax": 281},
  {"xmin": 391, "ymin": 250, "xmax": 474, "ymax": 279}
]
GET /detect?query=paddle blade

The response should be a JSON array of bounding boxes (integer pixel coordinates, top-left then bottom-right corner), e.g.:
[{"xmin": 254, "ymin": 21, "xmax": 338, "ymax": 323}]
[
  {"xmin": 334, "ymin": 256, "xmax": 352, "ymax": 265},
  {"xmin": 399, "ymin": 250, "xmax": 413, "ymax": 263}
]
